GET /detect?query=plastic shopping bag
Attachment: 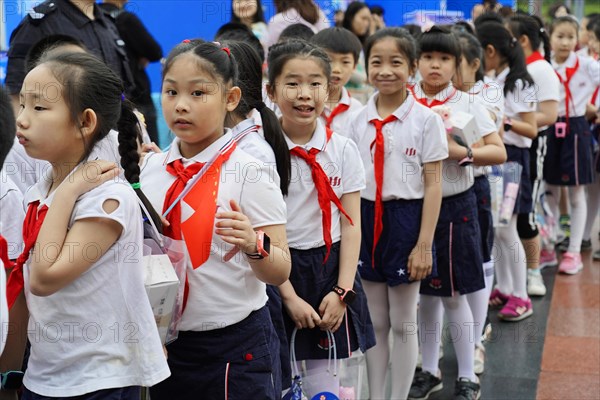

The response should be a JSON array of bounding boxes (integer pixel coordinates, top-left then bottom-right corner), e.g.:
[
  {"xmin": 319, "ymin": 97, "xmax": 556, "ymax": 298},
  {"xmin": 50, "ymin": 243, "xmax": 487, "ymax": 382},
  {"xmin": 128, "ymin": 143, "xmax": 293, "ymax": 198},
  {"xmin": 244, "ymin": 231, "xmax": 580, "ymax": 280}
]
[{"xmin": 488, "ymin": 162, "xmax": 523, "ymax": 228}]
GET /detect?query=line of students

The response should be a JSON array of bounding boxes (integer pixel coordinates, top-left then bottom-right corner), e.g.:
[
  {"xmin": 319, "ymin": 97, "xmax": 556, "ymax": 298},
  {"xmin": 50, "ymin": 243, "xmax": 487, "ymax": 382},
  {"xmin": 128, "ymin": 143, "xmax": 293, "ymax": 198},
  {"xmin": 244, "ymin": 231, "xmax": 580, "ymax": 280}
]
[{"xmin": 0, "ymin": 12, "xmax": 598, "ymax": 400}]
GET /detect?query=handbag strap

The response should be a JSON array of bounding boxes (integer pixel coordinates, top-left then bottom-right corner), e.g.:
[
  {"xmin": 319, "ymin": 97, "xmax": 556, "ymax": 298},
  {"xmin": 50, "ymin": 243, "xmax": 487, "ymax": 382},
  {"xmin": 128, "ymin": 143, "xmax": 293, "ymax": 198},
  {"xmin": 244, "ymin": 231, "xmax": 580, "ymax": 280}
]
[{"xmin": 289, "ymin": 328, "xmax": 338, "ymax": 377}]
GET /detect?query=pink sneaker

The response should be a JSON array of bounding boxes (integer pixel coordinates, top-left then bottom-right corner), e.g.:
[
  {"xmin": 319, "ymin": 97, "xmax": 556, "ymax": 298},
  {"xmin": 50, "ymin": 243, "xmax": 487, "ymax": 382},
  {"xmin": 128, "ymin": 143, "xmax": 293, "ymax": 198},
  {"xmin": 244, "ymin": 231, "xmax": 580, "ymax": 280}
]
[
  {"xmin": 498, "ymin": 296, "xmax": 533, "ymax": 321},
  {"xmin": 558, "ymin": 252, "xmax": 583, "ymax": 275},
  {"xmin": 489, "ymin": 288, "xmax": 509, "ymax": 308},
  {"xmin": 539, "ymin": 249, "xmax": 558, "ymax": 269}
]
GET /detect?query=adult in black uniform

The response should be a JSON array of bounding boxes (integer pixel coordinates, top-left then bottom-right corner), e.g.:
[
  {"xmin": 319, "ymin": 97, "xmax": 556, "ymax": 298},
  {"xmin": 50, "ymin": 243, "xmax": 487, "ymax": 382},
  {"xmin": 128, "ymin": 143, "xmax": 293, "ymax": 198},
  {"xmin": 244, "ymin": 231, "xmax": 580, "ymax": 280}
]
[
  {"xmin": 99, "ymin": 0, "xmax": 163, "ymax": 144},
  {"xmin": 5, "ymin": 0, "xmax": 135, "ymax": 112}
]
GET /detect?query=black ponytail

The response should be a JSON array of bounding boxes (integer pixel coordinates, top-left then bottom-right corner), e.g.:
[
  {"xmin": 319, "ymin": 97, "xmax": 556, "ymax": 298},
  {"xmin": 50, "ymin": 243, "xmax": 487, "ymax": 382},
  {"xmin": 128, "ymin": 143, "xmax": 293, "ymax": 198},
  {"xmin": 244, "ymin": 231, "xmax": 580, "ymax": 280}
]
[
  {"xmin": 117, "ymin": 100, "xmax": 164, "ymax": 233},
  {"xmin": 225, "ymin": 40, "xmax": 291, "ymax": 195},
  {"xmin": 508, "ymin": 14, "xmax": 551, "ymax": 63},
  {"xmin": 476, "ymin": 21, "xmax": 534, "ymax": 95},
  {"xmin": 455, "ymin": 31, "xmax": 485, "ymax": 83}
]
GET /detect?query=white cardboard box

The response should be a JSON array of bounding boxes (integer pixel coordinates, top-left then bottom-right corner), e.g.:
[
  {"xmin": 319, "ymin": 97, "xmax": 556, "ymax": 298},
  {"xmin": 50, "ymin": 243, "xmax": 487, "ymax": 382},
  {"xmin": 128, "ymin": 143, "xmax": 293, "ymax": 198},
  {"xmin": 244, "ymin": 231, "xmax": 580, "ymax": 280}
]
[
  {"xmin": 143, "ymin": 254, "xmax": 179, "ymax": 343},
  {"xmin": 450, "ymin": 111, "xmax": 481, "ymax": 148}
]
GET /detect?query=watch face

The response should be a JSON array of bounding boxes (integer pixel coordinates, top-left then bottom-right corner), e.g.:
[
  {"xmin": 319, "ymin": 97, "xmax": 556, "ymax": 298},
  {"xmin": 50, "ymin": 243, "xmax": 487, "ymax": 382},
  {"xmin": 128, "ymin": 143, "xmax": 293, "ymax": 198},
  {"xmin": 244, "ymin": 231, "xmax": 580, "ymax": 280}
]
[{"xmin": 343, "ymin": 290, "xmax": 357, "ymax": 305}]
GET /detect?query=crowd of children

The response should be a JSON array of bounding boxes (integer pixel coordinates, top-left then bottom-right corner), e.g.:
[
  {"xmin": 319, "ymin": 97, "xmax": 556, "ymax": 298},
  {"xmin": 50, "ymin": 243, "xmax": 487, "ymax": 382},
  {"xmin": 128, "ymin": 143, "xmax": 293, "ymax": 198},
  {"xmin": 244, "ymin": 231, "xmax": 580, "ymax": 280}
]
[{"xmin": 0, "ymin": 2, "xmax": 599, "ymax": 400}]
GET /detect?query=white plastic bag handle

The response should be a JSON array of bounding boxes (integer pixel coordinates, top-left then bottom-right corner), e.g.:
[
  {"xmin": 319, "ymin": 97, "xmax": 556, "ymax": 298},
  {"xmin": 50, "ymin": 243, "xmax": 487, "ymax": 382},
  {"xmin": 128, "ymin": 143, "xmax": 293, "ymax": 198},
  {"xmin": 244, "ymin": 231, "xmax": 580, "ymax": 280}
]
[{"xmin": 289, "ymin": 328, "xmax": 338, "ymax": 378}]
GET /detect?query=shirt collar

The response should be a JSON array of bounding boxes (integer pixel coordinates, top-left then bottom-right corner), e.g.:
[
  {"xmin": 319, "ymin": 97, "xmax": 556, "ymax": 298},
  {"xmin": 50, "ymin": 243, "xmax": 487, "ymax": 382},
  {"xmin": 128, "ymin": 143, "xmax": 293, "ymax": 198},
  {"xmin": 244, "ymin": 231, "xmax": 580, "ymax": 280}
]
[
  {"xmin": 494, "ymin": 67, "xmax": 510, "ymax": 87},
  {"xmin": 58, "ymin": 0, "xmax": 106, "ymax": 29},
  {"xmin": 284, "ymin": 119, "xmax": 327, "ymax": 151},
  {"xmin": 552, "ymin": 51, "xmax": 577, "ymax": 69},
  {"xmin": 231, "ymin": 118, "xmax": 257, "ymax": 139},
  {"xmin": 411, "ymin": 82, "xmax": 456, "ymax": 106},
  {"xmin": 165, "ymin": 130, "xmax": 234, "ymax": 165},
  {"xmin": 367, "ymin": 92, "xmax": 416, "ymax": 122}
]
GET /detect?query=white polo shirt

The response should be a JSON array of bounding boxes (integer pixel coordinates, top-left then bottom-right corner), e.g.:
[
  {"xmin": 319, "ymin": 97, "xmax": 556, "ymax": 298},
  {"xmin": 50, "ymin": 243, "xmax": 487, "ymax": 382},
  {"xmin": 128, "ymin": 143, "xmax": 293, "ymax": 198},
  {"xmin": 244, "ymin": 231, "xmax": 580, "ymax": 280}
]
[
  {"xmin": 469, "ymin": 77, "xmax": 505, "ymax": 132},
  {"xmin": 23, "ymin": 171, "xmax": 169, "ymax": 396},
  {"xmin": 0, "ymin": 170, "xmax": 24, "ymax": 258},
  {"xmin": 140, "ymin": 132, "xmax": 287, "ymax": 331},
  {"xmin": 321, "ymin": 87, "xmax": 364, "ymax": 137},
  {"xmin": 495, "ymin": 67, "xmax": 538, "ymax": 149},
  {"xmin": 527, "ymin": 59, "xmax": 560, "ymax": 131},
  {"xmin": 552, "ymin": 52, "xmax": 600, "ymax": 118},
  {"xmin": 284, "ymin": 120, "xmax": 365, "ymax": 250},
  {"xmin": 348, "ymin": 92, "xmax": 447, "ymax": 201},
  {"xmin": 411, "ymin": 83, "xmax": 496, "ymax": 197}
]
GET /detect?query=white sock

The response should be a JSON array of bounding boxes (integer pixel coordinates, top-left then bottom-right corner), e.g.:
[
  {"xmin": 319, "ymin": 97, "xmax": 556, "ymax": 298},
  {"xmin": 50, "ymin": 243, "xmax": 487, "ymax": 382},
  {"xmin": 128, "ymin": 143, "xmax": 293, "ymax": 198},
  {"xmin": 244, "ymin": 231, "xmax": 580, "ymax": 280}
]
[
  {"xmin": 495, "ymin": 216, "xmax": 526, "ymax": 296},
  {"xmin": 418, "ymin": 295, "xmax": 444, "ymax": 377},
  {"xmin": 388, "ymin": 283, "xmax": 420, "ymax": 400},
  {"xmin": 567, "ymin": 186, "xmax": 587, "ymax": 253},
  {"xmin": 362, "ymin": 280, "xmax": 390, "ymax": 400},
  {"xmin": 441, "ymin": 295, "xmax": 478, "ymax": 382}
]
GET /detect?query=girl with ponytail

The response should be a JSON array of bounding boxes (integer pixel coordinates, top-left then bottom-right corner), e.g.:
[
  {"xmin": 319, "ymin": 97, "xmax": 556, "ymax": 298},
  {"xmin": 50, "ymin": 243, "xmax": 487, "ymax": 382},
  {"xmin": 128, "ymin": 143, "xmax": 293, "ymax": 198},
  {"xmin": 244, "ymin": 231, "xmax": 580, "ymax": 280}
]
[
  {"xmin": 477, "ymin": 21, "xmax": 538, "ymax": 322},
  {"xmin": 508, "ymin": 13, "xmax": 560, "ymax": 296},
  {"xmin": 12, "ymin": 51, "xmax": 170, "ymax": 398}
]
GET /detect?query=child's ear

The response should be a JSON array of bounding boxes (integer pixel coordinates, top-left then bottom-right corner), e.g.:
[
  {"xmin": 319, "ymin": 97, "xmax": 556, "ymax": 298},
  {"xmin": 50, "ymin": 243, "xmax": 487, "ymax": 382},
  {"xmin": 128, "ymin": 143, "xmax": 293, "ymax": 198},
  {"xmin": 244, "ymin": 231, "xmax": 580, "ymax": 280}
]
[
  {"xmin": 79, "ymin": 108, "xmax": 98, "ymax": 139},
  {"xmin": 485, "ymin": 44, "xmax": 496, "ymax": 59},
  {"xmin": 225, "ymin": 86, "xmax": 242, "ymax": 112}
]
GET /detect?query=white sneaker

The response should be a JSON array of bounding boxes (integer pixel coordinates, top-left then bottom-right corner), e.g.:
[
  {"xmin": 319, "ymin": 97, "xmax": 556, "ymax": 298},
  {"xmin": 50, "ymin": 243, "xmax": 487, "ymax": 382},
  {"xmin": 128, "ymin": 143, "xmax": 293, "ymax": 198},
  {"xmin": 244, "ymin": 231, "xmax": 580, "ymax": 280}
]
[
  {"xmin": 527, "ymin": 270, "xmax": 547, "ymax": 297},
  {"xmin": 474, "ymin": 343, "xmax": 485, "ymax": 375}
]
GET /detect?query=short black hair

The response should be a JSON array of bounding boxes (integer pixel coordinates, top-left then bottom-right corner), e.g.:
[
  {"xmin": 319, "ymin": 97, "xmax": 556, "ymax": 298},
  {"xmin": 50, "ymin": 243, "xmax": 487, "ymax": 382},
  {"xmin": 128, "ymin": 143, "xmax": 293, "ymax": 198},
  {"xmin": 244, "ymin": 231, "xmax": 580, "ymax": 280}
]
[
  {"xmin": 370, "ymin": 5, "xmax": 384, "ymax": 16},
  {"xmin": 0, "ymin": 86, "xmax": 15, "ymax": 167},
  {"xmin": 215, "ymin": 22, "xmax": 265, "ymax": 63},
  {"xmin": 278, "ymin": 23, "xmax": 315, "ymax": 42},
  {"xmin": 310, "ymin": 27, "xmax": 362, "ymax": 64},
  {"xmin": 26, "ymin": 34, "xmax": 87, "ymax": 73}
]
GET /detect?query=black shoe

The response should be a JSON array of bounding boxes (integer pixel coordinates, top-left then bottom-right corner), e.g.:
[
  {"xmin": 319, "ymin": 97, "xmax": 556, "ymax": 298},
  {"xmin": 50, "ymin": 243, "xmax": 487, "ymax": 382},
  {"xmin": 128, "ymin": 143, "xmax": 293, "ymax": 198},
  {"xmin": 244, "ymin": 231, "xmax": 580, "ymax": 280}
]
[
  {"xmin": 453, "ymin": 378, "xmax": 481, "ymax": 400},
  {"xmin": 581, "ymin": 239, "xmax": 592, "ymax": 251},
  {"xmin": 556, "ymin": 237, "xmax": 569, "ymax": 253},
  {"xmin": 408, "ymin": 370, "xmax": 443, "ymax": 400}
]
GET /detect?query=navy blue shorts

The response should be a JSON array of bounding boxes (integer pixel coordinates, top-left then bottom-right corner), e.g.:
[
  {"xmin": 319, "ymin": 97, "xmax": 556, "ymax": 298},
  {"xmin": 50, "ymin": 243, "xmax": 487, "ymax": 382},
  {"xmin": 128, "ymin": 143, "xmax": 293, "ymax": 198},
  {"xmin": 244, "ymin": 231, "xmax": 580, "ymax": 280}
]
[
  {"xmin": 592, "ymin": 124, "xmax": 600, "ymax": 173},
  {"xmin": 358, "ymin": 198, "xmax": 437, "ymax": 286},
  {"xmin": 150, "ymin": 306, "xmax": 281, "ymax": 400},
  {"xmin": 544, "ymin": 116, "xmax": 595, "ymax": 185},
  {"xmin": 22, "ymin": 387, "xmax": 141, "ymax": 400},
  {"xmin": 266, "ymin": 285, "xmax": 291, "ymax": 390},
  {"xmin": 473, "ymin": 176, "xmax": 494, "ymax": 263},
  {"xmin": 506, "ymin": 144, "xmax": 533, "ymax": 215},
  {"xmin": 284, "ymin": 243, "xmax": 376, "ymax": 361},
  {"xmin": 420, "ymin": 188, "xmax": 484, "ymax": 297}
]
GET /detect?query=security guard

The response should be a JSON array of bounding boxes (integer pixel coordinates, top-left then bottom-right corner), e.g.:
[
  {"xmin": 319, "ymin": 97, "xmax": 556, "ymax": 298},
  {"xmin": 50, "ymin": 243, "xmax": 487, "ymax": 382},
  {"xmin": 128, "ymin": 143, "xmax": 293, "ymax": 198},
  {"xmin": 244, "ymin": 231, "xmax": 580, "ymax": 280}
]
[{"xmin": 5, "ymin": 0, "xmax": 135, "ymax": 103}]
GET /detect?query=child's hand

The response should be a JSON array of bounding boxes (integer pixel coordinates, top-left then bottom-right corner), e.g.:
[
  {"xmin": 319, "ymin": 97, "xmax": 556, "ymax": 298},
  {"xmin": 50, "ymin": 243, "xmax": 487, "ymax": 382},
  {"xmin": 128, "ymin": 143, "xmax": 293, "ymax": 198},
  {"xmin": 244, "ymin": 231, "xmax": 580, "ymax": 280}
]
[
  {"xmin": 318, "ymin": 292, "xmax": 346, "ymax": 332},
  {"xmin": 407, "ymin": 242, "xmax": 433, "ymax": 281},
  {"xmin": 60, "ymin": 160, "xmax": 120, "ymax": 197},
  {"xmin": 283, "ymin": 295, "xmax": 322, "ymax": 329},
  {"xmin": 215, "ymin": 199, "xmax": 257, "ymax": 255},
  {"xmin": 140, "ymin": 142, "xmax": 161, "ymax": 164},
  {"xmin": 446, "ymin": 134, "xmax": 467, "ymax": 161}
]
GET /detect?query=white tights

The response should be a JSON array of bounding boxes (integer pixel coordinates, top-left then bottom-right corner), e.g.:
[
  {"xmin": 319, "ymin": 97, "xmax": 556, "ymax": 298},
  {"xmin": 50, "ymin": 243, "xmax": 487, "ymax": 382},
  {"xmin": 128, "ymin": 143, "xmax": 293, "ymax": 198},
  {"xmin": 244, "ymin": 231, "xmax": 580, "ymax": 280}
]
[
  {"xmin": 362, "ymin": 281, "xmax": 420, "ymax": 400},
  {"xmin": 494, "ymin": 215, "xmax": 527, "ymax": 298},
  {"xmin": 546, "ymin": 184, "xmax": 587, "ymax": 253}
]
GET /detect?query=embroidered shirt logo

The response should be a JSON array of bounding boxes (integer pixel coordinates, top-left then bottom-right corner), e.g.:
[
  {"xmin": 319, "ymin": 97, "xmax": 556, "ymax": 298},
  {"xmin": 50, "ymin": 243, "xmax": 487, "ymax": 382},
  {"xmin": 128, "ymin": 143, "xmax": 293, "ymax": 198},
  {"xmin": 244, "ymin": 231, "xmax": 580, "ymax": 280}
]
[
  {"xmin": 405, "ymin": 148, "xmax": 417, "ymax": 157},
  {"xmin": 329, "ymin": 176, "xmax": 342, "ymax": 187}
]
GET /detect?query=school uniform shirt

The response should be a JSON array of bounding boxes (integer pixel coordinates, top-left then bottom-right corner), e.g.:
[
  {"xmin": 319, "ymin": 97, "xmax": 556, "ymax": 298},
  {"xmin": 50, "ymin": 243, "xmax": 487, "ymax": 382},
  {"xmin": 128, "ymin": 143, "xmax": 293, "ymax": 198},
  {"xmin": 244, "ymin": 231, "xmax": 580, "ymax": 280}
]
[
  {"xmin": 284, "ymin": 120, "xmax": 365, "ymax": 249},
  {"xmin": 348, "ymin": 93, "xmax": 448, "ymax": 201},
  {"xmin": 231, "ymin": 117, "xmax": 280, "ymax": 187},
  {"xmin": 0, "ymin": 171, "xmax": 24, "ymax": 258},
  {"xmin": 528, "ymin": 59, "xmax": 560, "ymax": 131},
  {"xmin": 22, "ymin": 171, "xmax": 169, "ymax": 397},
  {"xmin": 470, "ymin": 76, "xmax": 505, "ymax": 132},
  {"xmin": 552, "ymin": 52, "xmax": 600, "ymax": 118},
  {"xmin": 140, "ymin": 131, "xmax": 287, "ymax": 331},
  {"xmin": 495, "ymin": 67, "xmax": 538, "ymax": 148},
  {"xmin": 410, "ymin": 83, "xmax": 496, "ymax": 197},
  {"xmin": 321, "ymin": 87, "xmax": 364, "ymax": 137}
]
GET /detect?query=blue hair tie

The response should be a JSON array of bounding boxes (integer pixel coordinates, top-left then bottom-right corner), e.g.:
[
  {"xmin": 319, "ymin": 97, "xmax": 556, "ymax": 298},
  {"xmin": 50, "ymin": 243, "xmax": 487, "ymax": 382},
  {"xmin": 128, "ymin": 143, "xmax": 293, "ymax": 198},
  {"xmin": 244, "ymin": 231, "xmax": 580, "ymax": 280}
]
[{"xmin": 121, "ymin": 93, "xmax": 126, "ymax": 102}]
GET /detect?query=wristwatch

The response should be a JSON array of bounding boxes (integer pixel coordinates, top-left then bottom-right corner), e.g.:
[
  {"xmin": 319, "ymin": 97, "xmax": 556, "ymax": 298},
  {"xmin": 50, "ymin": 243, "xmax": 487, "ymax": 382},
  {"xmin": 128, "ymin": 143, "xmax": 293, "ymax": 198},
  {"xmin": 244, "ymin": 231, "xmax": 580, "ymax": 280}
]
[
  {"xmin": 245, "ymin": 230, "xmax": 270, "ymax": 260},
  {"xmin": 0, "ymin": 371, "xmax": 24, "ymax": 390},
  {"xmin": 458, "ymin": 146, "xmax": 474, "ymax": 166},
  {"xmin": 332, "ymin": 285, "xmax": 357, "ymax": 305},
  {"xmin": 504, "ymin": 117, "xmax": 512, "ymax": 132}
]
